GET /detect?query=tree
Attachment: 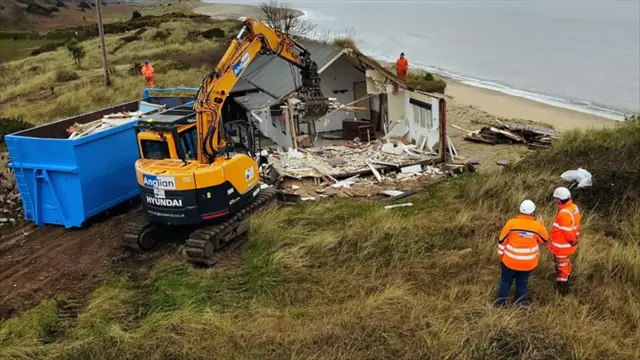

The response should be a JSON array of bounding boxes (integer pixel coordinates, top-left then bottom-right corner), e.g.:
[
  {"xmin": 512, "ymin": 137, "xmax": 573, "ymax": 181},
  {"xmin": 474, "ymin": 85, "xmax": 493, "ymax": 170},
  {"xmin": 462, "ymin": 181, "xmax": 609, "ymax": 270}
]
[
  {"xmin": 65, "ymin": 39, "xmax": 86, "ymax": 69},
  {"xmin": 258, "ymin": 0, "xmax": 315, "ymax": 37}
]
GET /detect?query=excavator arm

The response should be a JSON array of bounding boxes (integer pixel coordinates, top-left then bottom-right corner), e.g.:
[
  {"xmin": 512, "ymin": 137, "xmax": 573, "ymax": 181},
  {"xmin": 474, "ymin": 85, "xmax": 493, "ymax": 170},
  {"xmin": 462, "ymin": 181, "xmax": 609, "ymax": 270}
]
[{"xmin": 193, "ymin": 18, "xmax": 329, "ymax": 164}]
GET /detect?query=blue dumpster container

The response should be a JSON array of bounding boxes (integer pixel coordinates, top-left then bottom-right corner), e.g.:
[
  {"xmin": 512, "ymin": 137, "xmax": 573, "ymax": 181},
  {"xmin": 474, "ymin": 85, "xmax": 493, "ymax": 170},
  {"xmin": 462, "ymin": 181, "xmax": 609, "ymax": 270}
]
[{"xmin": 4, "ymin": 88, "xmax": 198, "ymax": 228}]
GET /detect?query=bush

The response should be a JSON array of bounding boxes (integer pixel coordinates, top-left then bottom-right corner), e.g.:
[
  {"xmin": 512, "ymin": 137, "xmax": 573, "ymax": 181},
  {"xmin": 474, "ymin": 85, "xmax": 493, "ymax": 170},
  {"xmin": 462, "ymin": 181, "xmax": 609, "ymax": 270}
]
[
  {"xmin": 49, "ymin": 6, "xmax": 60, "ymax": 13},
  {"xmin": 129, "ymin": 61, "xmax": 142, "ymax": 76},
  {"xmin": 331, "ymin": 37, "xmax": 358, "ymax": 50},
  {"xmin": 170, "ymin": 45, "xmax": 229, "ymax": 69},
  {"xmin": 30, "ymin": 42, "xmax": 63, "ymax": 56},
  {"xmin": 65, "ymin": 39, "xmax": 86, "ymax": 69},
  {"xmin": 78, "ymin": 1, "xmax": 91, "ymax": 10},
  {"xmin": 56, "ymin": 1, "xmax": 66, "ymax": 7},
  {"xmin": 131, "ymin": 11, "xmax": 142, "ymax": 20},
  {"xmin": 406, "ymin": 71, "xmax": 447, "ymax": 93},
  {"xmin": 151, "ymin": 29, "xmax": 171, "ymax": 41},
  {"xmin": 0, "ymin": 118, "xmax": 33, "ymax": 145},
  {"xmin": 54, "ymin": 70, "xmax": 80, "ymax": 83},
  {"xmin": 26, "ymin": 3, "xmax": 53, "ymax": 16},
  {"xmin": 200, "ymin": 27, "xmax": 225, "ymax": 39}
]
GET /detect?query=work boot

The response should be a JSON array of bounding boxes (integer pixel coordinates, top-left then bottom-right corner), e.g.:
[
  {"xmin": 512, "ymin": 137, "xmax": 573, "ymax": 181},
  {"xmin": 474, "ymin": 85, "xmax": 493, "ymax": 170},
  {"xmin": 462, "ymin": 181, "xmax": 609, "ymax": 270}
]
[{"xmin": 555, "ymin": 281, "xmax": 569, "ymax": 296}]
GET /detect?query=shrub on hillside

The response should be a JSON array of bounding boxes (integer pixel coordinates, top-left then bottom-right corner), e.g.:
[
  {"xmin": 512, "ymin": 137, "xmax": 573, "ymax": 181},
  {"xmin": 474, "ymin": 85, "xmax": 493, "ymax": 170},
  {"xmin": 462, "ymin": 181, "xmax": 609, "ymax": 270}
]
[
  {"xmin": 0, "ymin": 118, "xmax": 33, "ymax": 145},
  {"xmin": 26, "ymin": 3, "xmax": 54, "ymax": 17},
  {"xmin": 331, "ymin": 37, "xmax": 358, "ymax": 51},
  {"xmin": 55, "ymin": 1, "xmax": 66, "ymax": 7},
  {"xmin": 54, "ymin": 70, "xmax": 80, "ymax": 83},
  {"xmin": 200, "ymin": 27, "xmax": 225, "ymax": 39},
  {"xmin": 406, "ymin": 71, "xmax": 447, "ymax": 93},
  {"xmin": 49, "ymin": 6, "xmax": 60, "ymax": 13},
  {"xmin": 78, "ymin": 1, "xmax": 91, "ymax": 10},
  {"xmin": 131, "ymin": 11, "xmax": 142, "ymax": 20},
  {"xmin": 128, "ymin": 61, "xmax": 142, "ymax": 76},
  {"xmin": 170, "ymin": 45, "xmax": 229, "ymax": 69},
  {"xmin": 65, "ymin": 39, "xmax": 85, "ymax": 69},
  {"xmin": 151, "ymin": 29, "xmax": 171, "ymax": 41},
  {"xmin": 30, "ymin": 42, "xmax": 63, "ymax": 56}
]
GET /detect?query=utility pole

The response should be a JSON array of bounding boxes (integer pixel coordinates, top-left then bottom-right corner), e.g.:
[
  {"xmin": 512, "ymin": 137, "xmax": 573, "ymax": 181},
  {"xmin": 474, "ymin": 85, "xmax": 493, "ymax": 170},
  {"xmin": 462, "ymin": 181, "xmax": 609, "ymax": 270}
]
[{"xmin": 95, "ymin": 0, "xmax": 111, "ymax": 86}]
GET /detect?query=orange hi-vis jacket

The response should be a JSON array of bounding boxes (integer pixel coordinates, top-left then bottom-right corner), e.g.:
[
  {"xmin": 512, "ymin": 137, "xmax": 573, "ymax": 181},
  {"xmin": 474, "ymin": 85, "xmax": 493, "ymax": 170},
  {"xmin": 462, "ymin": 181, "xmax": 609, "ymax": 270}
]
[
  {"xmin": 396, "ymin": 57, "xmax": 408, "ymax": 78},
  {"xmin": 141, "ymin": 64, "xmax": 155, "ymax": 77},
  {"xmin": 498, "ymin": 215, "xmax": 549, "ymax": 271},
  {"xmin": 548, "ymin": 200, "xmax": 581, "ymax": 256}
]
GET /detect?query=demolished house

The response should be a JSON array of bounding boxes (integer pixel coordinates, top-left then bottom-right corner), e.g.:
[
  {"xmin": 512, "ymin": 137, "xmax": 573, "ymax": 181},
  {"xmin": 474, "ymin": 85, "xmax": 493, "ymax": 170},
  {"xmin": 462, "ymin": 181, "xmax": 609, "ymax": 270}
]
[
  {"xmin": 222, "ymin": 39, "xmax": 456, "ymax": 201},
  {"xmin": 225, "ymin": 39, "xmax": 448, "ymax": 158}
]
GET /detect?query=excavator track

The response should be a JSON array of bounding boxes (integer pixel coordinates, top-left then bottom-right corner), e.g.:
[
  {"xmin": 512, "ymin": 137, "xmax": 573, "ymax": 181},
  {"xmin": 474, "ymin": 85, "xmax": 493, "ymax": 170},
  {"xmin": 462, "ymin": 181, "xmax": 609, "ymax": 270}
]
[
  {"xmin": 122, "ymin": 209, "xmax": 157, "ymax": 252},
  {"xmin": 185, "ymin": 186, "xmax": 277, "ymax": 267}
]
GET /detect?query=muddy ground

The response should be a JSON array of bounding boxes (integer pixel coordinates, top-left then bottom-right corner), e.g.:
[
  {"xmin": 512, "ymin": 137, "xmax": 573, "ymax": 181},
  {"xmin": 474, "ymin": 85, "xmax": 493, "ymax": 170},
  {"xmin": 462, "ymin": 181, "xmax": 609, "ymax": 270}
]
[{"xmin": 0, "ymin": 206, "xmax": 174, "ymax": 321}]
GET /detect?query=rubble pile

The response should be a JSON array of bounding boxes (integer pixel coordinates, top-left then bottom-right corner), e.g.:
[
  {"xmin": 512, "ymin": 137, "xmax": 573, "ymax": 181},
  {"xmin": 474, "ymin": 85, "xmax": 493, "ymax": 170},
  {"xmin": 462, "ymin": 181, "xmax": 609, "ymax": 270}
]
[
  {"xmin": 267, "ymin": 140, "xmax": 449, "ymax": 201},
  {"xmin": 0, "ymin": 152, "xmax": 22, "ymax": 226},
  {"xmin": 66, "ymin": 111, "xmax": 144, "ymax": 139},
  {"xmin": 269, "ymin": 139, "xmax": 439, "ymax": 179},
  {"xmin": 463, "ymin": 121, "xmax": 559, "ymax": 150}
]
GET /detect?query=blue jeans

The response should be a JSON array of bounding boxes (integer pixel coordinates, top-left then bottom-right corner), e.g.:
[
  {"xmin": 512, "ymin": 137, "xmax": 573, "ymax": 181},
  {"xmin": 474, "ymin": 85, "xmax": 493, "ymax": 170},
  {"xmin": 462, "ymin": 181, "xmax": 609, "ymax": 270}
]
[{"xmin": 496, "ymin": 262, "xmax": 532, "ymax": 306}]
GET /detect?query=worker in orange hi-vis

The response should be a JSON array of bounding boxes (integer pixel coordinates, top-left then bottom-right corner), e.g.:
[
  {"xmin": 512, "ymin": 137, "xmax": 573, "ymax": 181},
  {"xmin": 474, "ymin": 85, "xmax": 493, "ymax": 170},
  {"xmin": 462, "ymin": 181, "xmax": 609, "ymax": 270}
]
[
  {"xmin": 396, "ymin": 52, "xmax": 408, "ymax": 81},
  {"xmin": 495, "ymin": 200, "xmax": 549, "ymax": 307},
  {"xmin": 141, "ymin": 60, "xmax": 155, "ymax": 88},
  {"xmin": 548, "ymin": 186, "xmax": 581, "ymax": 296}
]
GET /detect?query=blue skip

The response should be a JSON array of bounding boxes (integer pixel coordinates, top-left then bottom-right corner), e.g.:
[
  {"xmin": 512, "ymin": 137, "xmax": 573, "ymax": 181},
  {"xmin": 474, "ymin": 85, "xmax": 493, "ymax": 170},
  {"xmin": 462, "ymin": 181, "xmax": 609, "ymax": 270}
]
[{"xmin": 4, "ymin": 88, "xmax": 198, "ymax": 228}]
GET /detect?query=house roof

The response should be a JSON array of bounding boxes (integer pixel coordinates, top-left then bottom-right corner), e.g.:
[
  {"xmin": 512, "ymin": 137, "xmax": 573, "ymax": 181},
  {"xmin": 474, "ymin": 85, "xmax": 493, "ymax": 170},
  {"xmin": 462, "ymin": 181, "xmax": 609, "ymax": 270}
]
[
  {"xmin": 234, "ymin": 91, "xmax": 277, "ymax": 111},
  {"xmin": 231, "ymin": 39, "xmax": 343, "ymax": 100}
]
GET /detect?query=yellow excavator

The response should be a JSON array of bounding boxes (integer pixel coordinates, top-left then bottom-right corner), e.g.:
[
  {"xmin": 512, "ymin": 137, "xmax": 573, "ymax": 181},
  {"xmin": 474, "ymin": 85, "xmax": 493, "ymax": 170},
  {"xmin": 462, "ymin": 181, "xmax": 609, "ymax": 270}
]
[{"xmin": 123, "ymin": 18, "xmax": 330, "ymax": 266}]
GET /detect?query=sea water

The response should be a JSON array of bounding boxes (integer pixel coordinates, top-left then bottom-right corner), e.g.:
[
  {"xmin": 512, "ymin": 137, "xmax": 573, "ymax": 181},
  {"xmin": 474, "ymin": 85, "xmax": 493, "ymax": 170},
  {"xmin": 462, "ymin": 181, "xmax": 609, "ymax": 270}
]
[{"xmin": 208, "ymin": 0, "xmax": 640, "ymax": 120}]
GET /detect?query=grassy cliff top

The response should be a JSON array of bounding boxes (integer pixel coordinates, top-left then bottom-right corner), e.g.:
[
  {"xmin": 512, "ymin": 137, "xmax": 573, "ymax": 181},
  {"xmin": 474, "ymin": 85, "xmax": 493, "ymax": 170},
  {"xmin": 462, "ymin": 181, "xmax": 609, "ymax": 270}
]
[{"xmin": 1, "ymin": 118, "xmax": 639, "ymax": 359}]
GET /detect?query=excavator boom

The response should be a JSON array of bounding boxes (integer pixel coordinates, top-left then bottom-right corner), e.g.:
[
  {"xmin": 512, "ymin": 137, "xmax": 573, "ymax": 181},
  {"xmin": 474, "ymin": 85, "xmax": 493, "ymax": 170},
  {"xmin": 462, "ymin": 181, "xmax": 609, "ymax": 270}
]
[{"xmin": 194, "ymin": 18, "xmax": 328, "ymax": 164}]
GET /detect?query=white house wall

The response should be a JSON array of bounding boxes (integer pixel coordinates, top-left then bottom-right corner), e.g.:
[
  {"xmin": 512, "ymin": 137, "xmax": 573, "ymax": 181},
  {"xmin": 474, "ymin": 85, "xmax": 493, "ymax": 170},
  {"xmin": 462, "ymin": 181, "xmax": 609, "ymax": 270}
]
[
  {"xmin": 252, "ymin": 108, "xmax": 293, "ymax": 150},
  {"xmin": 254, "ymin": 109, "xmax": 271, "ymax": 139},
  {"xmin": 314, "ymin": 55, "xmax": 367, "ymax": 133},
  {"xmin": 406, "ymin": 91, "xmax": 441, "ymax": 151},
  {"xmin": 387, "ymin": 88, "xmax": 407, "ymax": 124}
]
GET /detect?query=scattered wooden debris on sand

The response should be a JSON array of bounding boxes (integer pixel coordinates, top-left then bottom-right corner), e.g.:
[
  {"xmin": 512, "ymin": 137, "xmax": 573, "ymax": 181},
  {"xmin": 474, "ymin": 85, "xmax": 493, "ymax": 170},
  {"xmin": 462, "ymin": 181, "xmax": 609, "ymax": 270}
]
[{"xmin": 457, "ymin": 121, "xmax": 559, "ymax": 150}]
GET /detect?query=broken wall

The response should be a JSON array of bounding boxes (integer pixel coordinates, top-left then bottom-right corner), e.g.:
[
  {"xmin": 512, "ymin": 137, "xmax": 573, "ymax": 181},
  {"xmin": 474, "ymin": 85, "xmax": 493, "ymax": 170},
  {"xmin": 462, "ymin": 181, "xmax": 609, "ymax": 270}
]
[
  {"xmin": 314, "ymin": 55, "xmax": 368, "ymax": 133},
  {"xmin": 406, "ymin": 91, "xmax": 440, "ymax": 151},
  {"xmin": 385, "ymin": 90, "xmax": 442, "ymax": 151}
]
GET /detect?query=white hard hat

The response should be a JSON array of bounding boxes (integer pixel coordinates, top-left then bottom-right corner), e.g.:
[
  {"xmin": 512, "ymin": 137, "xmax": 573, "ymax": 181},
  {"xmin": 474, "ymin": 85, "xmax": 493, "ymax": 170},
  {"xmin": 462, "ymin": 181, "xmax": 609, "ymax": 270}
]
[
  {"xmin": 520, "ymin": 199, "xmax": 536, "ymax": 215},
  {"xmin": 553, "ymin": 187, "xmax": 571, "ymax": 200}
]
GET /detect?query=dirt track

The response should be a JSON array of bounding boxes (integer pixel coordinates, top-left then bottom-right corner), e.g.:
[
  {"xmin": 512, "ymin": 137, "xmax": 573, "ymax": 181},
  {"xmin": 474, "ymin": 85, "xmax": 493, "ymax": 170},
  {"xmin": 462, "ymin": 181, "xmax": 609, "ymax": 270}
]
[{"xmin": 0, "ymin": 208, "xmax": 169, "ymax": 320}]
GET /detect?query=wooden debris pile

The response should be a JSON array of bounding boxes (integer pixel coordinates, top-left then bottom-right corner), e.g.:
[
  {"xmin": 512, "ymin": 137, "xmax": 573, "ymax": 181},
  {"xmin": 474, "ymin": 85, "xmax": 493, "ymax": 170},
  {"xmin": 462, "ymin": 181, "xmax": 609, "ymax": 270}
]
[
  {"xmin": 460, "ymin": 121, "xmax": 559, "ymax": 150},
  {"xmin": 266, "ymin": 140, "xmax": 454, "ymax": 202}
]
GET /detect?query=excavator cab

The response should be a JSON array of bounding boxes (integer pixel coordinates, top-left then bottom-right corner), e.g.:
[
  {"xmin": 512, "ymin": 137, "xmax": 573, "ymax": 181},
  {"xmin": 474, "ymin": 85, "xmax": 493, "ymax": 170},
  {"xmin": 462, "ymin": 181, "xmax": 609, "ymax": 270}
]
[{"xmin": 135, "ymin": 106, "xmax": 199, "ymax": 161}]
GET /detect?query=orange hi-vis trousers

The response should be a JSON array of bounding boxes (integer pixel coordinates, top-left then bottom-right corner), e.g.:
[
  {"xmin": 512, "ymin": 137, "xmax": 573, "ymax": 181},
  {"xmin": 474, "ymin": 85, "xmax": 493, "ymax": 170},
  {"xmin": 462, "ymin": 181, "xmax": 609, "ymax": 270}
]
[
  {"xmin": 554, "ymin": 255, "xmax": 572, "ymax": 282},
  {"xmin": 144, "ymin": 75, "xmax": 155, "ymax": 88}
]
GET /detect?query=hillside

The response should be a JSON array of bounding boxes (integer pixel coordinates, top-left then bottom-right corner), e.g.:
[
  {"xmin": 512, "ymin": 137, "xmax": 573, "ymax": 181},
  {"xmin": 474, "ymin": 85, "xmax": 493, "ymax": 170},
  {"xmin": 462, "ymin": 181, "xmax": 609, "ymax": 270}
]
[
  {"xmin": 0, "ymin": 0, "xmax": 179, "ymax": 32},
  {"xmin": 1, "ymin": 117, "xmax": 638, "ymax": 358}
]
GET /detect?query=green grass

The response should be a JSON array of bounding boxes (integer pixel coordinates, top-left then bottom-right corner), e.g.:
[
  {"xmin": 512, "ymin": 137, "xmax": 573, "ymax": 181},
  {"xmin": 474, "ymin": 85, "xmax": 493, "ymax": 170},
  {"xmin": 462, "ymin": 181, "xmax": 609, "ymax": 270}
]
[
  {"xmin": 0, "ymin": 39, "xmax": 59, "ymax": 63},
  {"xmin": 0, "ymin": 16, "xmax": 241, "ymax": 124},
  {"xmin": 1, "ymin": 8, "xmax": 639, "ymax": 359},
  {"xmin": 1, "ymin": 121, "xmax": 639, "ymax": 359},
  {"xmin": 406, "ymin": 70, "xmax": 447, "ymax": 94}
]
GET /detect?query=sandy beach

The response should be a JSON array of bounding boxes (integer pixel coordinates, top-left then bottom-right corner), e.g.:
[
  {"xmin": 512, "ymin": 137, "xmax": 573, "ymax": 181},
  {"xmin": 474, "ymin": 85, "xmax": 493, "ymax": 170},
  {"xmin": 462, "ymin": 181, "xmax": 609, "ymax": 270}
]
[{"xmin": 443, "ymin": 79, "xmax": 614, "ymax": 132}]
